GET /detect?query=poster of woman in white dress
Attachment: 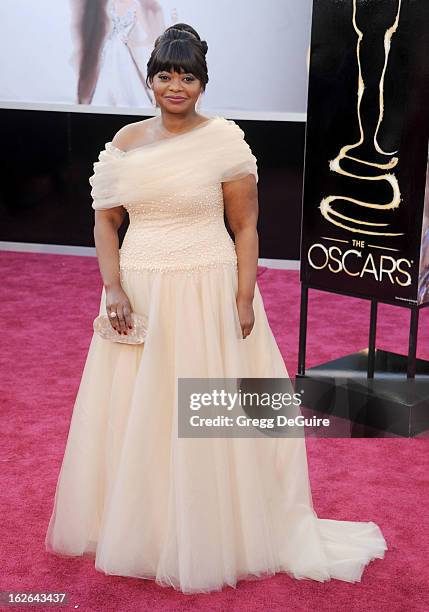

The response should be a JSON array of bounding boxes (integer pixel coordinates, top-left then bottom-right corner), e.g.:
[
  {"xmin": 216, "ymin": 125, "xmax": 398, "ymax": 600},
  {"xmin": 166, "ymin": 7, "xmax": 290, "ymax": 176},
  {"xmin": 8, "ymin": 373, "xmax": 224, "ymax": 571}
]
[{"xmin": 0, "ymin": 0, "xmax": 312, "ymax": 116}]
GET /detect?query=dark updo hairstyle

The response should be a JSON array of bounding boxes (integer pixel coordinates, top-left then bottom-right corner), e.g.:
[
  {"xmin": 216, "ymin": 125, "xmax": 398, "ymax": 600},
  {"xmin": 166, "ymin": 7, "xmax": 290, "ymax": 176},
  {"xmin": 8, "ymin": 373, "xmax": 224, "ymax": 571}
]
[{"xmin": 146, "ymin": 23, "xmax": 209, "ymax": 92}]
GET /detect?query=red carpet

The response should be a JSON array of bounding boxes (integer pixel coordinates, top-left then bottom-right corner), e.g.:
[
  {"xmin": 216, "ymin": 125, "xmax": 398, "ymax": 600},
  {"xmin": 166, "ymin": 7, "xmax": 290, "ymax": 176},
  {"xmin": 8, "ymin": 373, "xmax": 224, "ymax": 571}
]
[{"xmin": 1, "ymin": 251, "xmax": 428, "ymax": 612}]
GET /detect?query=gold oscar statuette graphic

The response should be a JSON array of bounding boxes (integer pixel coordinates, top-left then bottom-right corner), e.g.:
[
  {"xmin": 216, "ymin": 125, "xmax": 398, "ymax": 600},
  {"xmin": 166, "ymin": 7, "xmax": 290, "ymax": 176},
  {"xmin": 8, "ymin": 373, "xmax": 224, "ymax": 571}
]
[{"xmin": 319, "ymin": 0, "xmax": 404, "ymax": 237}]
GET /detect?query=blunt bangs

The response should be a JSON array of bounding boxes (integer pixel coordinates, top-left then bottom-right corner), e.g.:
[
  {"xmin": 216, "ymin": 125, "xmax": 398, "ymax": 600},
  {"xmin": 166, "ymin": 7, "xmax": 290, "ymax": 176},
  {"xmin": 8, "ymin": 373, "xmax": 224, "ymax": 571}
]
[{"xmin": 146, "ymin": 40, "xmax": 208, "ymax": 89}]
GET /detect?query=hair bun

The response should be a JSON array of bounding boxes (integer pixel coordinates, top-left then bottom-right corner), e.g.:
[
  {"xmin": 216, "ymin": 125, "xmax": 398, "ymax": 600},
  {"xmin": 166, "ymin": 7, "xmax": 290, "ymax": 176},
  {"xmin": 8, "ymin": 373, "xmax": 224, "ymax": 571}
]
[
  {"xmin": 155, "ymin": 25, "xmax": 208, "ymax": 56},
  {"xmin": 162, "ymin": 23, "xmax": 200, "ymax": 41}
]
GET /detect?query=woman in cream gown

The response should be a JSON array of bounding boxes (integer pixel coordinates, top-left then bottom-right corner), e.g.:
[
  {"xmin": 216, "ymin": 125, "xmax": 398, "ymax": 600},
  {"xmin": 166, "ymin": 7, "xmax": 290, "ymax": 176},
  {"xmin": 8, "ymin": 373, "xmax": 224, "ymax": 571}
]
[{"xmin": 45, "ymin": 26, "xmax": 388, "ymax": 595}]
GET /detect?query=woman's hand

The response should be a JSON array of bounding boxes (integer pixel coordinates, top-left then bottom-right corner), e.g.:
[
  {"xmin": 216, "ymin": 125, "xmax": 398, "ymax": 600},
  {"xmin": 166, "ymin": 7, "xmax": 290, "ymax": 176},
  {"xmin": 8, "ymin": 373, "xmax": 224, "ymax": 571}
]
[
  {"xmin": 105, "ymin": 284, "xmax": 133, "ymax": 335},
  {"xmin": 236, "ymin": 296, "xmax": 255, "ymax": 339}
]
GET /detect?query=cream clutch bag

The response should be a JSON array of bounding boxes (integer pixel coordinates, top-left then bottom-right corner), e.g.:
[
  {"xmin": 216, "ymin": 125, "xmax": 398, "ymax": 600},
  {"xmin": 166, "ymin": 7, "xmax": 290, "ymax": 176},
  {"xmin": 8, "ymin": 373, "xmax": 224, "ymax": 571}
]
[{"xmin": 93, "ymin": 312, "xmax": 148, "ymax": 344}]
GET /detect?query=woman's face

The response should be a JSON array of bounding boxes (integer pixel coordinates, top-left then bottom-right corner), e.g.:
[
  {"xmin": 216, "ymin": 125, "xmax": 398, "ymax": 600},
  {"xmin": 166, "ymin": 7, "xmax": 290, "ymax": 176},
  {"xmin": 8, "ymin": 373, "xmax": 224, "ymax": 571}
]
[{"xmin": 151, "ymin": 69, "xmax": 203, "ymax": 114}]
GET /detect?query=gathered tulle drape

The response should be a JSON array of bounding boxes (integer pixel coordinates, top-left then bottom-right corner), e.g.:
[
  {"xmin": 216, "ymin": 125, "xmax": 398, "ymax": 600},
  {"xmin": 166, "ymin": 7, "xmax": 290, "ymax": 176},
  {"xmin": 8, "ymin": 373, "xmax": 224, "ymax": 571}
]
[{"xmin": 89, "ymin": 116, "xmax": 258, "ymax": 211}]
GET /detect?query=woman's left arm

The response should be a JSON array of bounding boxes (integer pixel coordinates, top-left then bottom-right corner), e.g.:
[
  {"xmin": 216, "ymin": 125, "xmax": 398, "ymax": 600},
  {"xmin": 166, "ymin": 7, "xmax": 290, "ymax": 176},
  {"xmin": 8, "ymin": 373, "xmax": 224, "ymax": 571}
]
[{"xmin": 223, "ymin": 174, "xmax": 259, "ymax": 339}]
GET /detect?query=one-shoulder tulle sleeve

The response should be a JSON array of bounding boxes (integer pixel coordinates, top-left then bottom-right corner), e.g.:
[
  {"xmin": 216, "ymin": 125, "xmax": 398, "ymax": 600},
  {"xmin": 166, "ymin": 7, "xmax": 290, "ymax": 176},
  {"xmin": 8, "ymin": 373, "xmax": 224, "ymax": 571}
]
[
  {"xmin": 89, "ymin": 143, "xmax": 124, "ymax": 210},
  {"xmin": 217, "ymin": 120, "xmax": 258, "ymax": 184},
  {"xmin": 88, "ymin": 118, "xmax": 258, "ymax": 211}
]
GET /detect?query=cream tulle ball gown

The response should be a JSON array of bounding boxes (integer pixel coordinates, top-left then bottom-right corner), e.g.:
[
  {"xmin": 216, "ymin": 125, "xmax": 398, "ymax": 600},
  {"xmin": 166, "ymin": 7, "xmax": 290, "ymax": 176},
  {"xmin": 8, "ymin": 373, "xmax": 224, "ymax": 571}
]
[{"xmin": 44, "ymin": 116, "xmax": 387, "ymax": 593}]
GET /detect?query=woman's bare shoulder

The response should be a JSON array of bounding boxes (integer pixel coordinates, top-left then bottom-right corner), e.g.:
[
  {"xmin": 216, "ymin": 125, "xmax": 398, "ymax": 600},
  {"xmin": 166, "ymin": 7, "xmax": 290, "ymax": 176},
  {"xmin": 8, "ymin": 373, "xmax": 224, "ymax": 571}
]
[{"xmin": 111, "ymin": 117, "xmax": 158, "ymax": 152}]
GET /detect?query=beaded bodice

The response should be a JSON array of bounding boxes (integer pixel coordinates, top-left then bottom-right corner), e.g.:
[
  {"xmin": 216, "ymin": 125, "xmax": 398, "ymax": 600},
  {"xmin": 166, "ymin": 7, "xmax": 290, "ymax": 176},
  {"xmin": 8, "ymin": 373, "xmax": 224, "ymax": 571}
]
[
  {"xmin": 89, "ymin": 116, "xmax": 258, "ymax": 274},
  {"xmin": 120, "ymin": 182, "xmax": 237, "ymax": 272}
]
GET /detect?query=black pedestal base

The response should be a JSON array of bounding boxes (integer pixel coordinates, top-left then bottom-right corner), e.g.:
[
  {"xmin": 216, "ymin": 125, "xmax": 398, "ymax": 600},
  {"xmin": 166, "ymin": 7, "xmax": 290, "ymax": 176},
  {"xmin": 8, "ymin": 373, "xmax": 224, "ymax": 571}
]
[{"xmin": 296, "ymin": 349, "xmax": 429, "ymax": 437}]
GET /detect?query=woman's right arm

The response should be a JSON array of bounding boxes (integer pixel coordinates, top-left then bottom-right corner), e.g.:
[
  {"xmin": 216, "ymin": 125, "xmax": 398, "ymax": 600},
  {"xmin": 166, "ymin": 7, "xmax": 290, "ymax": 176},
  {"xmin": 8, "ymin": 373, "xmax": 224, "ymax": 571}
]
[{"xmin": 94, "ymin": 207, "xmax": 133, "ymax": 335}]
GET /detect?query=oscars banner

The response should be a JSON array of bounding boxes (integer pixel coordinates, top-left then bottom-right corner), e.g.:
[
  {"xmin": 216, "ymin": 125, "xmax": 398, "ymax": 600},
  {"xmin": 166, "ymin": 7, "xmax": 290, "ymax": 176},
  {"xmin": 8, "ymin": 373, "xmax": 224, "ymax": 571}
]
[{"xmin": 300, "ymin": 0, "xmax": 429, "ymax": 306}]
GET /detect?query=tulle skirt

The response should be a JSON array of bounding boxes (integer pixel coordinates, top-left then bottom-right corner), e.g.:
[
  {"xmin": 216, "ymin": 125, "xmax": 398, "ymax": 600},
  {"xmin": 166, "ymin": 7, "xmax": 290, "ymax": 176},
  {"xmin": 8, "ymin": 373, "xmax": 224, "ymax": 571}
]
[{"xmin": 45, "ymin": 263, "xmax": 387, "ymax": 593}]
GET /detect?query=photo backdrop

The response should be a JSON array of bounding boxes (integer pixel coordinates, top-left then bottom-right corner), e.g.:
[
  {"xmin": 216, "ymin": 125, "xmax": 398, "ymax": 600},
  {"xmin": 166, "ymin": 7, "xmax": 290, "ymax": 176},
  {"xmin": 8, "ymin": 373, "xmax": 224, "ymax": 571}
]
[{"xmin": 0, "ymin": 0, "xmax": 312, "ymax": 119}]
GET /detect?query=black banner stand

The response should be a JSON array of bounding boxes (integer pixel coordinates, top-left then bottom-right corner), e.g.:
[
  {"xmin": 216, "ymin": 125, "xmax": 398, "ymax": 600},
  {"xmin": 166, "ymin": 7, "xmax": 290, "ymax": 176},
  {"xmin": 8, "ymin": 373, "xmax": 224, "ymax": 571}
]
[
  {"xmin": 297, "ymin": 1, "xmax": 429, "ymax": 437},
  {"xmin": 296, "ymin": 284, "xmax": 429, "ymax": 437}
]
